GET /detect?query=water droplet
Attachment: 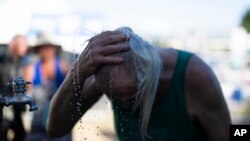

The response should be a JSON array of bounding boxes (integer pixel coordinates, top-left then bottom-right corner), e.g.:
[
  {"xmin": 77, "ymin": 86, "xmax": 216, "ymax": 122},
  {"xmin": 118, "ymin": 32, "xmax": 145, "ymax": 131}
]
[
  {"xmin": 77, "ymin": 102, "xmax": 82, "ymax": 106},
  {"xmin": 96, "ymin": 126, "xmax": 99, "ymax": 129},
  {"xmin": 121, "ymin": 128, "xmax": 124, "ymax": 133}
]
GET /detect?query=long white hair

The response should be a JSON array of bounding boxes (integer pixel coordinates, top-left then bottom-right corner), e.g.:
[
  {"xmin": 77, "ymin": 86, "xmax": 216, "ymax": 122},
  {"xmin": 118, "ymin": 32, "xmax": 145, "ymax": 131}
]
[{"xmin": 117, "ymin": 27, "xmax": 162, "ymax": 138}]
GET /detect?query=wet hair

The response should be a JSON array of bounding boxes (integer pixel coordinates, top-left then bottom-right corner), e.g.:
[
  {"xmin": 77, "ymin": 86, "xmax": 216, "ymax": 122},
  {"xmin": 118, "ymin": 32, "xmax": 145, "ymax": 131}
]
[{"xmin": 96, "ymin": 27, "xmax": 162, "ymax": 138}]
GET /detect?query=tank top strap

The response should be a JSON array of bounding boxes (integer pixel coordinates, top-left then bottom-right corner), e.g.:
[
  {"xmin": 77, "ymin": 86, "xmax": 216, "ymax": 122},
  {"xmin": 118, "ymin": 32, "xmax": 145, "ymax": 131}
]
[
  {"xmin": 168, "ymin": 50, "xmax": 193, "ymax": 117},
  {"xmin": 173, "ymin": 50, "xmax": 193, "ymax": 82}
]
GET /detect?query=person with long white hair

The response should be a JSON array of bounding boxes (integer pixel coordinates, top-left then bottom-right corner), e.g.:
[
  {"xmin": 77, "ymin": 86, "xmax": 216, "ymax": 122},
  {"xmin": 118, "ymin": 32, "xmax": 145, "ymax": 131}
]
[{"xmin": 47, "ymin": 27, "xmax": 231, "ymax": 141}]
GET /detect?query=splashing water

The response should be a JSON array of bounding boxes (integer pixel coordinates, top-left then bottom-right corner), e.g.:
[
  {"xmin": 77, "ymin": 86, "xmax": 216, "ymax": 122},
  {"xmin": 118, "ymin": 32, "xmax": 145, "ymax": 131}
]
[
  {"xmin": 109, "ymin": 78, "xmax": 113, "ymax": 100},
  {"xmin": 71, "ymin": 27, "xmax": 96, "ymax": 112},
  {"xmin": 71, "ymin": 27, "xmax": 131, "ymax": 140},
  {"xmin": 71, "ymin": 27, "xmax": 97, "ymax": 140}
]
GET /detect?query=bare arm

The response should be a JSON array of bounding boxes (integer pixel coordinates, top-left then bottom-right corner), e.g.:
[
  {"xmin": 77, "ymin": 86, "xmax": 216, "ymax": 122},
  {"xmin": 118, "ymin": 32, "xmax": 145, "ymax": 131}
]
[
  {"xmin": 186, "ymin": 55, "xmax": 231, "ymax": 141},
  {"xmin": 47, "ymin": 31, "xmax": 130, "ymax": 137},
  {"xmin": 47, "ymin": 69, "xmax": 102, "ymax": 136}
]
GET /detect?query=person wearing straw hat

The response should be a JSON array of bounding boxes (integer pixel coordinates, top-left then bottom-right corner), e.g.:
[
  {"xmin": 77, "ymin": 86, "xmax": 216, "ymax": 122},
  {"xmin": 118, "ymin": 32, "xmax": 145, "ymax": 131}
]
[{"xmin": 25, "ymin": 32, "xmax": 70, "ymax": 141}]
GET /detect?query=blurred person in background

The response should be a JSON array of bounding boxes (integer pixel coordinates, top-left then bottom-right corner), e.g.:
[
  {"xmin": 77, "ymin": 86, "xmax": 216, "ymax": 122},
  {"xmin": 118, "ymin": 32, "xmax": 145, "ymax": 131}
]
[
  {"xmin": 48, "ymin": 27, "xmax": 231, "ymax": 141},
  {"xmin": 25, "ymin": 32, "xmax": 70, "ymax": 141},
  {"xmin": 0, "ymin": 35, "xmax": 30, "ymax": 141}
]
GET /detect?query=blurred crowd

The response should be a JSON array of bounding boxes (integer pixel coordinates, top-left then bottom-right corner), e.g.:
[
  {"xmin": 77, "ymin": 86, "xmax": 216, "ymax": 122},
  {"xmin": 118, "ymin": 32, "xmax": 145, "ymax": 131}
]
[{"xmin": 0, "ymin": 32, "xmax": 73, "ymax": 141}]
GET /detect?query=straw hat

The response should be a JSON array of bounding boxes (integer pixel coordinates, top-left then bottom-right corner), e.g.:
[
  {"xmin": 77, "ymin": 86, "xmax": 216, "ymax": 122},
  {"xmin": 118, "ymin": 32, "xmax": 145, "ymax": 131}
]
[{"xmin": 29, "ymin": 32, "xmax": 61, "ymax": 53}]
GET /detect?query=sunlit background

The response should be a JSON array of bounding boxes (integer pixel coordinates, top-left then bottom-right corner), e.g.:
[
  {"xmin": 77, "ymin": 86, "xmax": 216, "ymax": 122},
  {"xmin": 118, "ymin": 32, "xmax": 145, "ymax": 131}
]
[{"xmin": 1, "ymin": 0, "xmax": 250, "ymax": 140}]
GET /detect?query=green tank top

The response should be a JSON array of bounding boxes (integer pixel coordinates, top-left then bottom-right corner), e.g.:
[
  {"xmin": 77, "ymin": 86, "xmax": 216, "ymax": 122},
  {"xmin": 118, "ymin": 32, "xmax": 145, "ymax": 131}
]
[{"xmin": 112, "ymin": 50, "xmax": 210, "ymax": 141}]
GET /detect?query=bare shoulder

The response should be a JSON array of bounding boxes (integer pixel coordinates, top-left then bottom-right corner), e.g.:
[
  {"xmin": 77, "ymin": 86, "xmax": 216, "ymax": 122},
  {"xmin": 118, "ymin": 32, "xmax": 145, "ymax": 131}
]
[
  {"xmin": 186, "ymin": 55, "xmax": 215, "ymax": 88},
  {"xmin": 185, "ymin": 54, "xmax": 225, "ymax": 108},
  {"xmin": 185, "ymin": 54, "xmax": 231, "ymax": 141},
  {"xmin": 157, "ymin": 47, "xmax": 178, "ymax": 70}
]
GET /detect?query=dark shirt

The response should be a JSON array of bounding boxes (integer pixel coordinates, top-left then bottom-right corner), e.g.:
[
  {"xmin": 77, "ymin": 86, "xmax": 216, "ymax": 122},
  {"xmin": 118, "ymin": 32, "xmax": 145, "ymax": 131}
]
[{"xmin": 113, "ymin": 50, "xmax": 209, "ymax": 141}]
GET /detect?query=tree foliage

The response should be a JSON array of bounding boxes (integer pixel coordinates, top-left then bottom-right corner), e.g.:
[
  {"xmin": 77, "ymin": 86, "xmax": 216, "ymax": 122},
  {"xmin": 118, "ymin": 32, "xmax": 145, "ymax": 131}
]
[{"xmin": 242, "ymin": 9, "xmax": 250, "ymax": 33}]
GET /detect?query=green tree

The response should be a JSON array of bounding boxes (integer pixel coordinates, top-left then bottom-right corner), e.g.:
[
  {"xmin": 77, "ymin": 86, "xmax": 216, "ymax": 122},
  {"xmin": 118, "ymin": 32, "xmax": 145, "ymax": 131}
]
[{"xmin": 242, "ymin": 9, "xmax": 250, "ymax": 33}]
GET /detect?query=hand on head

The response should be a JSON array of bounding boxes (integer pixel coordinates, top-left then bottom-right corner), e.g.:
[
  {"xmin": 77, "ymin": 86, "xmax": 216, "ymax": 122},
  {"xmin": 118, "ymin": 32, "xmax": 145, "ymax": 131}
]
[{"xmin": 77, "ymin": 31, "xmax": 130, "ymax": 76}]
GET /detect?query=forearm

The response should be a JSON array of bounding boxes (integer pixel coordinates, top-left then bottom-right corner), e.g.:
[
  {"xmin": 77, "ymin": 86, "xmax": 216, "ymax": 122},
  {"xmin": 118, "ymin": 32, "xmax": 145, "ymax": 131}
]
[
  {"xmin": 47, "ymin": 67, "xmax": 89, "ymax": 137},
  {"xmin": 47, "ymin": 30, "xmax": 129, "ymax": 137}
]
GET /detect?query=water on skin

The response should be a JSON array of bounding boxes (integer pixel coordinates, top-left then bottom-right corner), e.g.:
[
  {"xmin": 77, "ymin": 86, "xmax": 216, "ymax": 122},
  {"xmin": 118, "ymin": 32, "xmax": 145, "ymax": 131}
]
[
  {"xmin": 72, "ymin": 28, "xmax": 99, "ymax": 140},
  {"xmin": 72, "ymin": 28, "xmax": 131, "ymax": 140},
  {"xmin": 72, "ymin": 30, "xmax": 87, "ymax": 140}
]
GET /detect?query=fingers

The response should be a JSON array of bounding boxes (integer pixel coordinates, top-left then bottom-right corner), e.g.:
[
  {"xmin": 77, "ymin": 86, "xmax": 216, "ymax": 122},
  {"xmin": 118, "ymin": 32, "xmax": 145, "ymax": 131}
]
[
  {"xmin": 100, "ymin": 56, "xmax": 124, "ymax": 64},
  {"xmin": 89, "ymin": 30, "xmax": 129, "ymax": 47},
  {"xmin": 90, "ymin": 31, "xmax": 120, "ymax": 43},
  {"xmin": 99, "ymin": 44, "xmax": 130, "ymax": 55},
  {"xmin": 98, "ymin": 31, "xmax": 129, "ymax": 46},
  {"xmin": 79, "ymin": 30, "xmax": 130, "ymax": 73},
  {"xmin": 100, "ymin": 31, "xmax": 121, "ymax": 37}
]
